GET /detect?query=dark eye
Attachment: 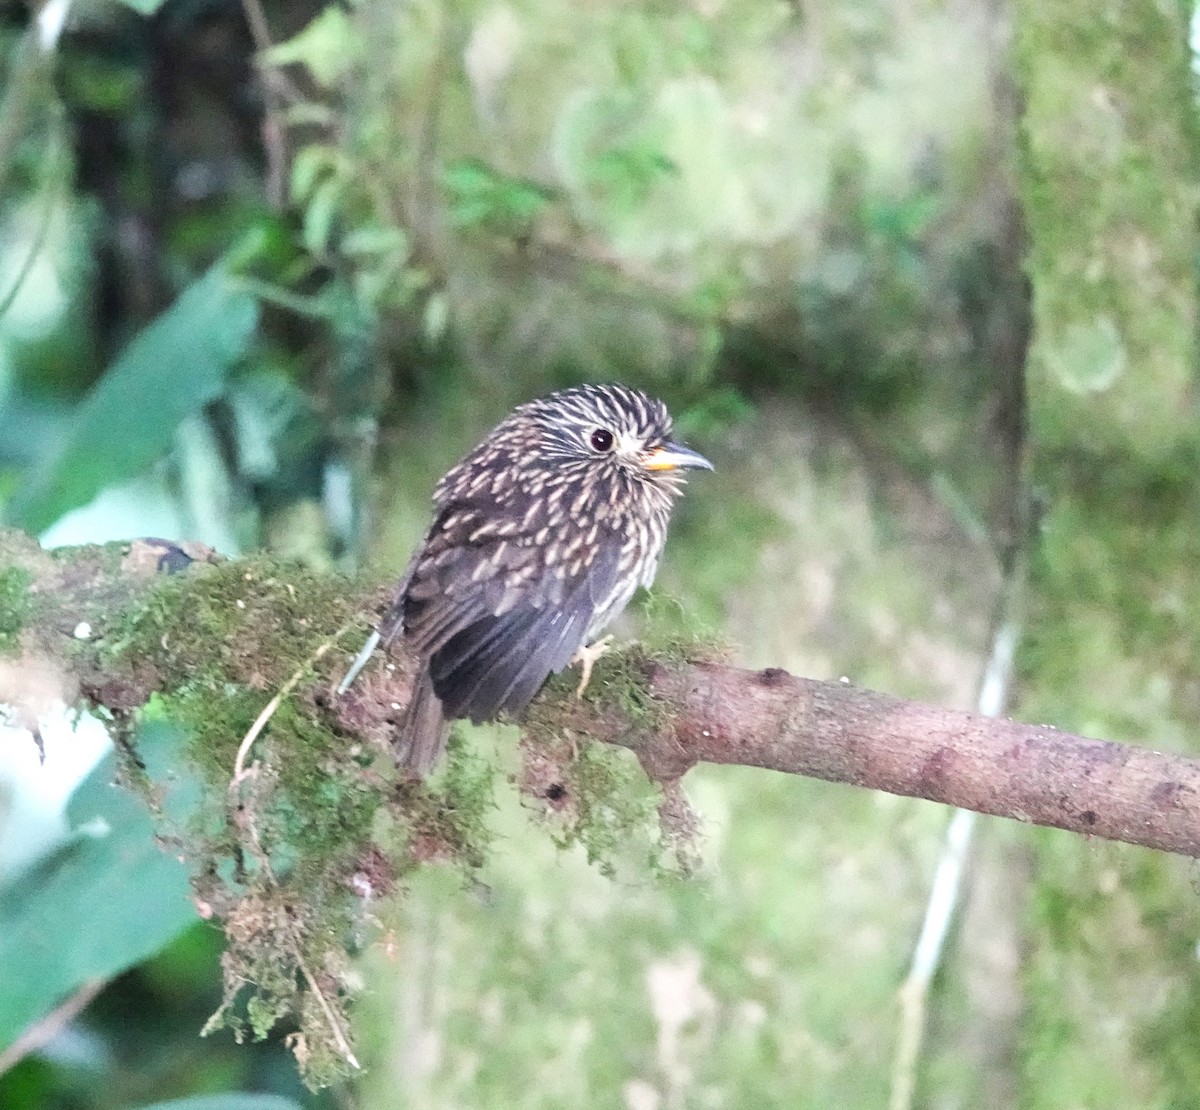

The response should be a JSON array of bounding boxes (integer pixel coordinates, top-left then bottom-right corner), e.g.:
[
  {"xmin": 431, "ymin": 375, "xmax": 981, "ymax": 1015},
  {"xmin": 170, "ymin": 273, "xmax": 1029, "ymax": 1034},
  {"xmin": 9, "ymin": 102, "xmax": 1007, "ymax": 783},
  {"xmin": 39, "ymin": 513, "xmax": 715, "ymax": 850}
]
[{"xmin": 590, "ymin": 428, "xmax": 615, "ymax": 452}]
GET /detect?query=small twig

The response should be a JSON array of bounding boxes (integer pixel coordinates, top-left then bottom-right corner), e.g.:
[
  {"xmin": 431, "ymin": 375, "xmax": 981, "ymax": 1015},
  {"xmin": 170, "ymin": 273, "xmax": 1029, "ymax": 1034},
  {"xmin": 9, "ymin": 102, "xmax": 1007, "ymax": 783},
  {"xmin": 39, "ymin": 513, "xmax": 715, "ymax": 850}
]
[
  {"xmin": 889, "ymin": 586, "xmax": 1024, "ymax": 1110},
  {"xmin": 235, "ymin": 802, "xmax": 362, "ymax": 1071},
  {"xmin": 890, "ymin": 808, "xmax": 977, "ymax": 1110},
  {"xmin": 226, "ymin": 621, "xmax": 362, "ymax": 1069},
  {"xmin": 0, "ymin": 977, "xmax": 105, "ymax": 1075},
  {"xmin": 287, "ymin": 920, "xmax": 361, "ymax": 1070},
  {"xmin": 237, "ymin": 0, "xmax": 300, "ymax": 209},
  {"xmin": 232, "ymin": 621, "xmax": 354, "ymax": 784}
]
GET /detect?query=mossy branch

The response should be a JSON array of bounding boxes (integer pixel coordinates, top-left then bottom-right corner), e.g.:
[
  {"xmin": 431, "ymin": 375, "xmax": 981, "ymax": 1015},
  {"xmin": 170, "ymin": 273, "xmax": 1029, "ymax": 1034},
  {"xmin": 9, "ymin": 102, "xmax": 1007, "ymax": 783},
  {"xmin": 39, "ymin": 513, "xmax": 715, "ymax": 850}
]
[{"xmin": 3, "ymin": 527, "xmax": 1199, "ymax": 861}]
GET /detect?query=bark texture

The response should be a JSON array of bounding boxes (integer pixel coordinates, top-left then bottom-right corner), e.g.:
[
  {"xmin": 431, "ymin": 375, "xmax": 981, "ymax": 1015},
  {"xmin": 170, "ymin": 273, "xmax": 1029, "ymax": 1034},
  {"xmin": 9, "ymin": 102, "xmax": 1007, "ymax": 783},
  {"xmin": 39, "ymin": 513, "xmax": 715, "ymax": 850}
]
[{"xmin": 531, "ymin": 658, "xmax": 1200, "ymax": 858}]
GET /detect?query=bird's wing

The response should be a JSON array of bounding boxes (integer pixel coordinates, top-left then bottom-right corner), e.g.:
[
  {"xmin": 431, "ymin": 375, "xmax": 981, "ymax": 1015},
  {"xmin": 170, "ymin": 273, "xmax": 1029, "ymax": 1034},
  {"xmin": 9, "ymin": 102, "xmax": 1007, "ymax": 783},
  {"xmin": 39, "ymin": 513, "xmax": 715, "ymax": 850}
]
[{"xmin": 403, "ymin": 504, "xmax": 622, "ymax": 723}]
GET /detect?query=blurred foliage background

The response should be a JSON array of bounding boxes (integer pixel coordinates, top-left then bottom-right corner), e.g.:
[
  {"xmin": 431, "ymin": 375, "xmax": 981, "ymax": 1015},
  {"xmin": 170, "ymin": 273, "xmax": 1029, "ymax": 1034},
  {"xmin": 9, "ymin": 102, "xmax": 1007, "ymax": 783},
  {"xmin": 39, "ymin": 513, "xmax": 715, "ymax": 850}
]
[{"xmin": 1, "ymin": 0, "xmax": 1199, "ymax": 1105}]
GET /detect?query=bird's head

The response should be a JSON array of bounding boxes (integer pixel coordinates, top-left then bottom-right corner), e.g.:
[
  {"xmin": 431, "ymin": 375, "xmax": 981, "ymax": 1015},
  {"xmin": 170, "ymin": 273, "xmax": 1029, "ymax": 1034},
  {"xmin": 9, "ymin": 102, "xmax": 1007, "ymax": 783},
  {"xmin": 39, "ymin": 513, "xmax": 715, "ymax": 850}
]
[
  {"xmin": 521, "ymin": 384, "xmax": 714, "ymax": 487},
  {"xmin": 434, "ymin": 384, "xmax": 713, "ymax": 514}
]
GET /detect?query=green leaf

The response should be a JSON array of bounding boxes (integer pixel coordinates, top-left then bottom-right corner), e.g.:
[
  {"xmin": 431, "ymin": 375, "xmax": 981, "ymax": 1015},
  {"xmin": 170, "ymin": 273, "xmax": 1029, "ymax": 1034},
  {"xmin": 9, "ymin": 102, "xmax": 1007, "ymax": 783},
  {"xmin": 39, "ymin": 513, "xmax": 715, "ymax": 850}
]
[
  {"xmin": 0, "ymin": 749, "xmax": 196, "ymax": 1051},
  {"xmin": 289, "ymin": 143, "xmax": 341, "ymax": 205},
  {"xmin": 301, "ymin": 176, "xmax": 346, "ymax": 257},
  {"xmin": 259, "ymin": 8, "xmax": 362, "ymax": 89},
  {"xmin": 4, "ymin": 266, "xmax": 258, "ymax": 534},
  {"xmin": 135, "ymin": 1097, "xmax": 303, "ymax": 1110},
  {"xmin": 441, "ymin": 159, "xmax": 496, "ymax": 195},
  {"xmin": 442, "ymin": 160, "xmax": 553, "ymax": 230},
  {"xmin": 340, "ymin": 223, "xmax": 409, "ymax": 259}
]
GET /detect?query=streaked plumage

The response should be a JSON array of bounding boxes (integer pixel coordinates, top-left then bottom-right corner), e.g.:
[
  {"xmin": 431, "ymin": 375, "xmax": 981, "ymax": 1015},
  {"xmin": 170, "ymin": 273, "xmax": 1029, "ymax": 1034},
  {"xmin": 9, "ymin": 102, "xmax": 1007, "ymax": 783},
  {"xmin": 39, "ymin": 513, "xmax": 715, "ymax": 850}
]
[{"xmin": 338, "ymin": 383, "xmax": 712, "ymax": 773}]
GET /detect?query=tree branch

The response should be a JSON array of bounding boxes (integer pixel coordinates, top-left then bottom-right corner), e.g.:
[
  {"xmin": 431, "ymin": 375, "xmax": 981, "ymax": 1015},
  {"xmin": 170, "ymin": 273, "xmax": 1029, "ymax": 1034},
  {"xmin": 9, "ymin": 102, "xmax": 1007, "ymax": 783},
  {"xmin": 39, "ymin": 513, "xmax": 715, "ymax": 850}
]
[
  {"xmin": 529, "ymin": 657, "xmax": 1200, "ymax": 858},
  {"xmin": 2, "ymin": 529, "xmax": 1197, "ymax": 860}
]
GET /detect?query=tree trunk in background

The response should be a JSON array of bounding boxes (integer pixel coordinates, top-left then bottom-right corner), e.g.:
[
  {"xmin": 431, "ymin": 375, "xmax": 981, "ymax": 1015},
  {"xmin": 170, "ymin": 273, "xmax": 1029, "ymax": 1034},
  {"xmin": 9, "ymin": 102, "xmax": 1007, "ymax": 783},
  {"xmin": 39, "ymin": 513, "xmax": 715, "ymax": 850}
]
[{"xmin": 1012, "ymin": 0, "xmax": 1200, "ymax": 1101}]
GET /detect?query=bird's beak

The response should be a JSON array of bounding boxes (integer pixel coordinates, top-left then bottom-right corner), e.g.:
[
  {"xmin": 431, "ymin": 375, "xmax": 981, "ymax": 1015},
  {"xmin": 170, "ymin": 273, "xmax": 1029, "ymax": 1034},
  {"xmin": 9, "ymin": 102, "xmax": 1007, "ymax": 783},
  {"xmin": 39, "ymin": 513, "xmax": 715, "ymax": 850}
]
[{"xmin": 643, "ymin": 442, "xmax": 715, "ymax": 472}]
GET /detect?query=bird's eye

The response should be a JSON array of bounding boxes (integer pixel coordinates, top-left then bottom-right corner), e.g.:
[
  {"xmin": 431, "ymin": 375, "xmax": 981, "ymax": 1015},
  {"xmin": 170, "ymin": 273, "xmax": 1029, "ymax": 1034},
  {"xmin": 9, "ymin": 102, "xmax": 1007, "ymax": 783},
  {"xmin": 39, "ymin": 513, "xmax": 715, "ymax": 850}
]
[{"xmin": 590, "ymin": 428, "xmax": 615, "ymax": 453}]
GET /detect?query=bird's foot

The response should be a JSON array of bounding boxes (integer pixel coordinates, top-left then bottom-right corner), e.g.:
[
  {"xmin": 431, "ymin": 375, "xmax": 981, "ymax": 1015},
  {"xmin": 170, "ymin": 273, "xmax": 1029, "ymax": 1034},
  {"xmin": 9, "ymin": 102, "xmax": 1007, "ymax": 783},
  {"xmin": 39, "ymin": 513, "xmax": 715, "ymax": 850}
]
[{"xmin": 571, "ymin": 635, "xmax": 614, "ymax": 699}]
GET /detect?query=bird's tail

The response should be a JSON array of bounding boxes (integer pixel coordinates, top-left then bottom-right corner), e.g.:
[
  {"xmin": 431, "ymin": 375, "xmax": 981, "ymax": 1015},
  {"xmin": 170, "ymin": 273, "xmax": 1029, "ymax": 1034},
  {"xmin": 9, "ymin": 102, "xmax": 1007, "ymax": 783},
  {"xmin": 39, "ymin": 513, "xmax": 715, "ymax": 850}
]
[{"xmin": 396, "ymin": 669, "xmax": 450, "ymax": 775}]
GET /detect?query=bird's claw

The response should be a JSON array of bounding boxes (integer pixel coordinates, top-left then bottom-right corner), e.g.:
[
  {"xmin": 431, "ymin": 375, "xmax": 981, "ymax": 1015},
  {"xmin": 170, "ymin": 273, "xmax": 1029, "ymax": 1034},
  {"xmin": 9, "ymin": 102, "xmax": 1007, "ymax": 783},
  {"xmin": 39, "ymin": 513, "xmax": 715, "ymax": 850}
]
[{"xmin": 571, "ymin": 635, "xmax": 614, "ymax": 699}]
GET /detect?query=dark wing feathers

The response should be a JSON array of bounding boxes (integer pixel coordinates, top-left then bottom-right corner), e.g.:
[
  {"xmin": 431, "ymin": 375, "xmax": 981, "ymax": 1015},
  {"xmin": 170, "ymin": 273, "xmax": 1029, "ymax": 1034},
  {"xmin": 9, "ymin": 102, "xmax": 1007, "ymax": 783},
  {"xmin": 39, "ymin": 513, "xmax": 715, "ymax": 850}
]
[
  {"xmin": 487, "ymin": 603, "xmax": 593, "ymax": 714},
  {"xmin": 427, "ymin": 604, "xmax": 530, "ymax": 682},
  {"xmin": 403, "ymin": 506, "xmax": 621, "ymax": 723},
  {"xmin": 430, "ymin": 607, "xmax": 540, "ymax": 721},
  {"xmin": 431, "ymin": 597, "xmax": 591, "ymax": 723}
]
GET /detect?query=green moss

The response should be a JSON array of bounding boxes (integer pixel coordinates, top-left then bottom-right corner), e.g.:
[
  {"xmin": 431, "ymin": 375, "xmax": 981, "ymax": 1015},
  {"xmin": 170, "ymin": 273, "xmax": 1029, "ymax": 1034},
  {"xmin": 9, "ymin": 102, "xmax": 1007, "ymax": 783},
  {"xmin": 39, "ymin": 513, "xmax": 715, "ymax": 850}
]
[
  {"xmin": 550, "ymin": 741, "xmax": 668, "ymax": 879},
  {"xmin": 103, "ymin": 555, "xmax": 517, "ymax": 1087},
  {"xmin": 107, "ymin": 553, "xmax": 722, "ymax": 1086},
  {"xmin": 410, "ymin": 730, "xmax": 499, "ymax": 871},
  {"xmin": 580, "ymin": 644, "xmax": 665, "ymax": 725},
  {"xmin": 0, "ymin": 565, "xmax": 32, "ymax": 654},
  {"xmin": 527, "ymin": 606, "xmax": 724, "ymax": 737},
  {"xmin": 523, "ymin": 636, "xmax": 718, "ymax": 880},
  {"xmin": 262, "ymin": 701, "xmax": 379, "ymax": 864},
  {"xmin": 107, "ymin": 555, "xmax": 360, "ymax": 692},
  {"xmin": 631, "ymin": 587, "xmax": 730, "ymax": 662},
  {"xmin": 202, "ymin": 873, "xmax": 362, "ymax": 1091},
  {"xmin": 103, "ymin": 556, "xmax": 388, "ymax": 1087}
]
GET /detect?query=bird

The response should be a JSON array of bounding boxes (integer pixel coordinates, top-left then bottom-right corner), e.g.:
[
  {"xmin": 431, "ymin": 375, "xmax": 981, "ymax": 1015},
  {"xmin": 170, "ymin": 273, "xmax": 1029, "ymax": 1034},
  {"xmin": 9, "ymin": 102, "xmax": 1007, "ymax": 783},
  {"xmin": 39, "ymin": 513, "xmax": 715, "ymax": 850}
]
[{"xmin": 337, "ymin": 383, "xmax": 713, "ymax": 774}]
